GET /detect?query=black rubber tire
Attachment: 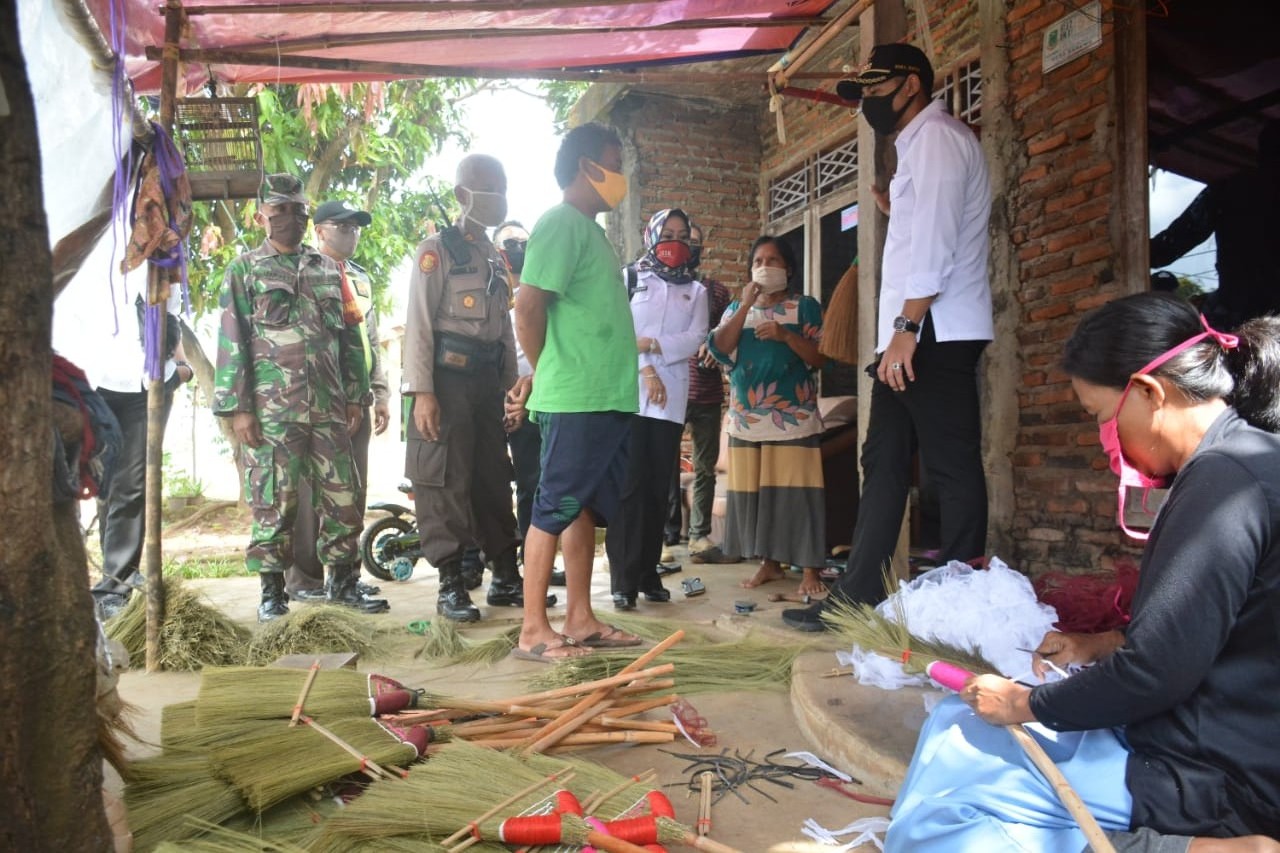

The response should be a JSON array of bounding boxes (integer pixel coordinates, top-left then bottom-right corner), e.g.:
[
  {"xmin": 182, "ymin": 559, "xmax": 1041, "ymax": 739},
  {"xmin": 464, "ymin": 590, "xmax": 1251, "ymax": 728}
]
[{"xmin": 359, "ymin": 515, "xmax": 415, "ymax": 582}]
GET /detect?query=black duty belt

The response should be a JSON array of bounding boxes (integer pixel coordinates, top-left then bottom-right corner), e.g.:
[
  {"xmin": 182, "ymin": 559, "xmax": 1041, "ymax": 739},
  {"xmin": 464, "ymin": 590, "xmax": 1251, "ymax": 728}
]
[{"xmin": 435, "ymin": 330, "xmax": 502, "ymax": 372}]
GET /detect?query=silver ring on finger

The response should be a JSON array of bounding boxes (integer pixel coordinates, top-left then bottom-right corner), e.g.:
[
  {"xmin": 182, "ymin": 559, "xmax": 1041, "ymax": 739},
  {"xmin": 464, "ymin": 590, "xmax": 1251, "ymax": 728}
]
[{"xmin": 891, "ymin": 362, "xmax": 902, "ymax": 370}]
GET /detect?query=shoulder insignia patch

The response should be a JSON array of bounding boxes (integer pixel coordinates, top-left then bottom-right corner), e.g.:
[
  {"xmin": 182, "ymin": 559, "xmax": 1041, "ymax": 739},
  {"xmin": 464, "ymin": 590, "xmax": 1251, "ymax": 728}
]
[
  {"xmin": 419, "ymin": 250, "xmax": 439, "ymax": 273},
  {"xmin": 462, "ymin": 294, "xmax": 477, "ymax": 309}
]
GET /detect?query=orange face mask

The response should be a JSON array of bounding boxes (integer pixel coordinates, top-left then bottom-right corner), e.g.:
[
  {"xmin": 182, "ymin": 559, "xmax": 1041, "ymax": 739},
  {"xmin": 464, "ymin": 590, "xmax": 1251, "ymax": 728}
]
[{"xmin": 584, "ymin": 159, "xmax": 628, "ymax": 210}]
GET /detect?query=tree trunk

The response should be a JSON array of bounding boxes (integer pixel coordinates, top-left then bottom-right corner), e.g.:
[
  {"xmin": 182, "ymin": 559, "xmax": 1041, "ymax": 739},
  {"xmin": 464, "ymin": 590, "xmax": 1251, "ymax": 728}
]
[{"xmin": 0, "ymin": 11, "xmax": 113, "ymax": 851}]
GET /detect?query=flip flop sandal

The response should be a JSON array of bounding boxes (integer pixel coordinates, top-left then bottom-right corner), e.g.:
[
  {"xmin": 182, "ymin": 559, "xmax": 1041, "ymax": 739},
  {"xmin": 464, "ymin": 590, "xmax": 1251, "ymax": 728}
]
[
  {"xmin": 577, "ymin": 625, "xmax": 643, "ymax": 648},
  {"xmin": 509, "ymin": 635, "xmax": 588, "ymax": 663}
]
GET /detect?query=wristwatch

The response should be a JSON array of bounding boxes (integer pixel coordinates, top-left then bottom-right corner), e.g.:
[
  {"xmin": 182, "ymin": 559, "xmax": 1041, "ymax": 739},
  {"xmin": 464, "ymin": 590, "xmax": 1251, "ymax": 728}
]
[{"xmin": 892, "ymin": 315, "xmax": 921, "ymax": 334}]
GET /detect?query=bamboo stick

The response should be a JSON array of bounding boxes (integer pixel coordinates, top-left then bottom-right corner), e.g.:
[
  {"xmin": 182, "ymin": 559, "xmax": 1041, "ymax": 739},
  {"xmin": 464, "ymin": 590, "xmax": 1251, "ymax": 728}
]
[
  {"xmin": 182, "ymin": 0, "xmax": 685, "ymax": 15},
  {"xmin": 288, "ymin": 659, "xmax": 322, "ymax": 727},
  {"xmin": 582, "ymin": 770, "xmax": 657, "ymax": 814},
  {"xmin": 698, "ymin": 771, "xmax": 713, "ymax": 837},
  {"xmin": 607, "ymin": 694, "xmax": 680, "ymax": 718},
  {"xmin": 1006, "ymin": 725, "xmax": 1116, "ymax": 853},
  {"xmin": 519, "ymin": 699, "xmax": 616, "ymax": 755},
  {"xmin": 770, "ymin": 0, "xmax": 874, "ymax": 88},
  {"xmin": 469, "ymin": 731, "xmax": 675, "ymax": 749},
  {"xmin": 300, "ymin": 716, "xmax": 397, "ymax": 781},
  {"xmin": 504, "ymin": 662, "xmax": 677, "ymax": 707}
]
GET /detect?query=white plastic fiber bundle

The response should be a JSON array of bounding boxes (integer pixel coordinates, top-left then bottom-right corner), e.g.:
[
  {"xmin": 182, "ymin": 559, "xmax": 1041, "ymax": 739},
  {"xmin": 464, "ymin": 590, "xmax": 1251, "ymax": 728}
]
[{"xmin": 837, "ymin": 556, "xmax": 1059, "ymax": 690}]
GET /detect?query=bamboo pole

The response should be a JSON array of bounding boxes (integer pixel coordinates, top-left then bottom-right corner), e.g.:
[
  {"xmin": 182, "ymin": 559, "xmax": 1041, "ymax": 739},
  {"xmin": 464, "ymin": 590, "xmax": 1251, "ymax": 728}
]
[
  {"xmin": 770, "ymin": 0, "xmax": 874, "ymax": 90},
  {"xmin": 179, "ymin": 0, "xmax": 762, "ymax": 14},
  {"xmin": 1006, "ymin": 725, "xmax": 1116, "ymax": 853},
  {"xmin": 142, "ymin": 46, "xmax": 846, "ymax": 85},
  {"xmin": 468, "ymin": 731, "xmax": 674, "ymax": 749},
  {"xmin": 288, "ymin": 659, "xmax": 322, "ymax": 727},
  {"xmin": 143, "ymin": 0, "xmax": 184, "ymax": 673},
  {"xmin": 697, "ymin": 771, "xmax": 713, "ymax": 837},
  {"xmin": 217, "ymin": 17, "xmax": 827, "ymax": 55}
]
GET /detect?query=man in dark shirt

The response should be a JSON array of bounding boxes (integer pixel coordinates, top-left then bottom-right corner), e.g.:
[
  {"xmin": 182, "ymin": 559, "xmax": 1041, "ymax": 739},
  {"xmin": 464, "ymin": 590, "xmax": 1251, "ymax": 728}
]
[{"xmin": 1150, "ymin": 120, "xmax": 1279, "ymax": 329}]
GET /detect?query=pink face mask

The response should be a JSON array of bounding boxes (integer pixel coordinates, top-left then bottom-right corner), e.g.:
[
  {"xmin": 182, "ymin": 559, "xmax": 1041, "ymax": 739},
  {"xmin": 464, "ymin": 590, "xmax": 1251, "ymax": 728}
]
[{"xmin": 1099, "ymin": 316, "xmax": 1238, "ymax": 540}]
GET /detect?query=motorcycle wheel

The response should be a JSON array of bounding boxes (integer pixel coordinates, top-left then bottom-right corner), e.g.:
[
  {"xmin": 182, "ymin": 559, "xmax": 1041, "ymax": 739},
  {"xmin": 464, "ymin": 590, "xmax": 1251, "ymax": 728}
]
[{"xmin": 359, "ymin": 515, "xmax": 416, "ymax": 582}]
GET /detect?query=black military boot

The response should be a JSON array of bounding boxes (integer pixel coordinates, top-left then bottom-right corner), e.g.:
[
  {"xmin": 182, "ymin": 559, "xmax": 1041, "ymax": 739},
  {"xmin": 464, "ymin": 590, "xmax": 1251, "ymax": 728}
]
[
  {"xmin": 486, "ymin": 549, "xmax": 557, "ymax": 607},
  {"xmin": 437, "ymin": 559, "xmax": 481, "ymax": 622},
  {"xmin": 460, "ymin": 546, "xmax": 485, "ymax": 591},
  {"xmin": 327, "ymin": 564, "xmax": 390, "ymax": 614},
  {"xmin": 258, "ymin": 572, "xmax": 290, "ymax": 622}
]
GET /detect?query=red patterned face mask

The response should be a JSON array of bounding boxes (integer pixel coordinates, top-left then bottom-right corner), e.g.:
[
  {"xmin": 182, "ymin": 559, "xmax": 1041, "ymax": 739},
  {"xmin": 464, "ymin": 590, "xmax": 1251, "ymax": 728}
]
[{"xmin": 653, "ymin": 239, "xmax": 692, "ymax": 269}]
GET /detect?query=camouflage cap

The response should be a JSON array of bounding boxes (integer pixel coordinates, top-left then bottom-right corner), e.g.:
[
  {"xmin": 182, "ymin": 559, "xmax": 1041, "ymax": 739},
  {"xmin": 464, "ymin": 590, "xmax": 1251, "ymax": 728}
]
[{"xmin": 259, "ymin": 173, "xmax": 308, "ymax": 206}]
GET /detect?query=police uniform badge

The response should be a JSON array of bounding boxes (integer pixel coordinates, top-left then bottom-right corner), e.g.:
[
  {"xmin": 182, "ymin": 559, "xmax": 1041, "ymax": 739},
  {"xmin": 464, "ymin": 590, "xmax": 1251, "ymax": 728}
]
[
  {"xmin": 462, "ymin": 294, "xmax": 476, "ymax": 309},
  {"xmin": 419, "ymin": 250, "xmax": 439, "ymax": 273}
]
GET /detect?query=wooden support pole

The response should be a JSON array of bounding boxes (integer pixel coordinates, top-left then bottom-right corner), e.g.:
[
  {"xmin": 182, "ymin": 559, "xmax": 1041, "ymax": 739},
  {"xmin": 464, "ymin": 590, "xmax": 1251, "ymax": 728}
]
[
  {"xmin": 142, "ymin": 46, "xmax": 847, "ymax": 85},
  {"xmin": 143, "ymin": 0, "xmax": 184, "ymax": 672},
  {"xmin": 770, "ymin": 0, "xmax": 873, "ymax": 90}
]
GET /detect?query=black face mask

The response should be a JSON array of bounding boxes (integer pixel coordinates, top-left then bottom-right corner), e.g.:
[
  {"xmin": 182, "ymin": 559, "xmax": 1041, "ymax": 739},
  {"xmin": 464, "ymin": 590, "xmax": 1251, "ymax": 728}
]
[
  {"xmin": 688, "ymin": 243, "xmax": 703, "ymax": 270},
  {"xmin": 859, "ymin": 78, "xmax": 910, "ymax": 136},
  {"xmin": 266, "ymin": 211, "xmax": 308, "ymax": 249},
  {"xmin": 502, "ymin": 238, "xmax": 527, "ymax": 275}
]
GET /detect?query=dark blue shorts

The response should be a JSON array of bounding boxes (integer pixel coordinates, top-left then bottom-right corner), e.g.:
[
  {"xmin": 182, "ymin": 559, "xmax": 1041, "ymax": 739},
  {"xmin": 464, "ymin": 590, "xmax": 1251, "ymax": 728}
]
[{"xmin": 531, "ymin": 411, "xmax": 633, "ymax": 535}]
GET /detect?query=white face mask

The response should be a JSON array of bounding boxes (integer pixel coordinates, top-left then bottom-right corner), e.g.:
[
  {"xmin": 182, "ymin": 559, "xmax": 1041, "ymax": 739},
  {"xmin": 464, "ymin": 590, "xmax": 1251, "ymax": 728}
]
[
  {"xmin": 460, "ymin": 188, "xmax": 508, "ymax": 229},
  {"xmin": 752, "ymin": 265, "xmax": 789, "ymax": 293}
]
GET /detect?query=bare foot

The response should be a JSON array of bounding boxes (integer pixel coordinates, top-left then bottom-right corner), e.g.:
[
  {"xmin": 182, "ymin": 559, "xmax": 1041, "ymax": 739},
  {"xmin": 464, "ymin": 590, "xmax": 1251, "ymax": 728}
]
[
  {"xmin": 796, "ymin": 568, "xmax": 826, "ymax": 598},
  {"xmin": 741, "ymin": 559, "xmax": 786, "ymax": 589}
]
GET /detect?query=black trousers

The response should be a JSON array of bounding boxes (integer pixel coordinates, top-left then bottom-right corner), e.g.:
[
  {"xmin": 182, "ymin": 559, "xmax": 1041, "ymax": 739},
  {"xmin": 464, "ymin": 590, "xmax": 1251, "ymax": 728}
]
[
  {"xmin": 288, "ymin": 406, "xmax": 372, "ymax": 593},
  {"xmin": 605, "ymin": 416, "xmax": 684, "ymax": 596},
  {"xmin": 93, "ymin": 386, "xmax": 173, "ymax": 598},
  {"xmin": 833, "ymin": 321, "xmax": 988, "ymax": 606},
  {"xmin": 406, "ymin": 364, "xmax": 519, "ymax": 568},
  {"xmin": 506, "ymin": 414, "xmax": 542, "ymax": 548}
]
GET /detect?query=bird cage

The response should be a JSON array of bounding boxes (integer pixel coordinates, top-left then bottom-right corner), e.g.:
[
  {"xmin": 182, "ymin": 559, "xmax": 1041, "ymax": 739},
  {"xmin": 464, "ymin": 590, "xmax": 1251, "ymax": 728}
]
[{"xmin": 173, "ymin": 97, "xmax": 263, "ymax": 200}]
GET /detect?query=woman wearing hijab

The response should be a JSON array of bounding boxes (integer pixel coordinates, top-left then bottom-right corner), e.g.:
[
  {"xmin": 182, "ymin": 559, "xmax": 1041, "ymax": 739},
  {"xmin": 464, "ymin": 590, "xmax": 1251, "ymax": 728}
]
[
  {"xmin": 709, "ymin": 235, "xmax": 827, "ymax": 599},
  {"xmin": 605, "ymin": 209, "xmax": 709, "ymax": 611},
  {"xmin": 886, "ymin": 293, "xmax": 1280, "ymax": 852}
]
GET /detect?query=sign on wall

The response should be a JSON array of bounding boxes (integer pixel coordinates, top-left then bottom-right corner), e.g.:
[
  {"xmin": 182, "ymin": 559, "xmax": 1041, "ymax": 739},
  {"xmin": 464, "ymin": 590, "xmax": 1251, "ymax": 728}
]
[
  {"xmin": 840, "ymin": 203, "xmax": 858, "ymax": 232},
  {"xmin": 1042, "ymin": 0, "xmax": 1103, "ymax": 74}
]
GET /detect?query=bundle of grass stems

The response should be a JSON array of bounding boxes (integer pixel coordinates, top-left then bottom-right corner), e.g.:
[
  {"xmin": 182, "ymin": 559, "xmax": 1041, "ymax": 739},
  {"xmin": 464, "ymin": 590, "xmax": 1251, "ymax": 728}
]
[
  {"xmin": 151, "ymin": 817, "xmax": 311, "ymax": 853},
  {"xmin": 818, "ymin": 262, "xmax": 859, "ymax": 364},
  {"xmin": 526, "ymin": 635, "xmax": 809, "ymax": 695},
  {"xmin": 821, "ymin": 594, "xmax": 998, "ymax": 678},
  {"xmin": 105, "ymin": 576, "xmax": 250, "ymax": 670},
  {"xmin": 210, "ymin": 715, "xmax": 423, "ymax": 812},
  {"xmin": 125, "ymin": 753, "xmax": 248, "ymax": 852},
  {"xmin": 244, "ymin": 604, "xmax": 392, "ymax": 665},
  {"xmin": 194, "ymin": 666, "xmax": 416, "ymax": 724}
]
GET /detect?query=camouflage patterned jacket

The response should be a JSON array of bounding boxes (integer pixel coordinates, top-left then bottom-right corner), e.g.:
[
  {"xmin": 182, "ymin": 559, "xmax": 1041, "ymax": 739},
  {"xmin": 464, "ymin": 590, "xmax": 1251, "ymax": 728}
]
[{"xmin": 213, "ymin": 240, "xmax": 369, "ymax": 424}]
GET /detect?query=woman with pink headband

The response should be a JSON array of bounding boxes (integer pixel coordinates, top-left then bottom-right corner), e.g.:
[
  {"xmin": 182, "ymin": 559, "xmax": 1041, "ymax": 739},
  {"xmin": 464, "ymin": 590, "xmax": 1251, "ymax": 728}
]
[{"xmin": 886, "ymin": 293, "xmax": 1280, "ymax": 852}]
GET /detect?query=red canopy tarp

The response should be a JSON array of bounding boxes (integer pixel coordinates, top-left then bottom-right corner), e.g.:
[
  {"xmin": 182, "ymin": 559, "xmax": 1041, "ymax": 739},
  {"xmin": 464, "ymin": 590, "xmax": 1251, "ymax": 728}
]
[{"xmin": 86, "ymin": 0, "xmax": 841, "ymax": 92}]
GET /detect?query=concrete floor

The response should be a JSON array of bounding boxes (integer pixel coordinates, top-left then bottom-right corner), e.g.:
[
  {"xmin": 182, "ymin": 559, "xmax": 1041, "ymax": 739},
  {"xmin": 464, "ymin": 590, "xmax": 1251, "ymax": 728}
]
[{"xmin": 115, "ymin": 545, "xmax": 931, "ymax": 851}]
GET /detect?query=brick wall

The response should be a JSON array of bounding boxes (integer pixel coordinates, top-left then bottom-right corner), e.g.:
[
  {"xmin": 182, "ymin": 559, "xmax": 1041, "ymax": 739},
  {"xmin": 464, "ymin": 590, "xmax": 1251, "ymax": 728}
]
[
  {"xmin": 606, "ymin": 92, "xmax": 762, "ymax": 291},
  {"xmin": 1004, "ymin": 1, "xmax": 1141, "ymax": 573}
]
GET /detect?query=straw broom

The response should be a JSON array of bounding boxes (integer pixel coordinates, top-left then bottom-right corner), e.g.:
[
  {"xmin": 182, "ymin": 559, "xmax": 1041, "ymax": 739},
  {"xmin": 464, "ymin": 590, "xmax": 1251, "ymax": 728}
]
[
  {"xmin": 308, "ymin": 742, "xmax": 575, "ymax": 852},
  {"xmin": 818, "ymin": 262, "xmax": 859, "ymax": 365},
  {"xmin": 210, "ymin": 716, "xmax": 426, "ymax": 812},
  {"xmin": 823, "ymin": 598, "xmax": 1117, "ymax": 853},
  {"xmin": 151, "ymin": 817, "xmax": 311, "ymax": 852},
  {"xmin": 106, "ymin": 576, "xmax": 250, "ymax": 670},
  {"xmin": 125, "ymin": 758, "xmax": 248, "ymax": 852},
  {"xmin": 194, "ymin": 666, "xmax": 417, "ymax": 724}
]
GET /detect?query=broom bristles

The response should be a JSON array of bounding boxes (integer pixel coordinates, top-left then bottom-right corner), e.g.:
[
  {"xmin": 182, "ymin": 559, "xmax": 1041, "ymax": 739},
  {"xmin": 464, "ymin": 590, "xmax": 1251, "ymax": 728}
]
[
  {"xmin": 822, "ymin": 569, "xmax": 1000, "ymax": 677},
  {"xmin": 818, "ymin": 263, "xmax": 859, "ymax": 365},
  {"xmin": 195, "ymin": 667, "xmax": 383, "ymax": 724},
  {"xmin": 211, "ymin": 716, "xmax": 420, "ymax": 813}
]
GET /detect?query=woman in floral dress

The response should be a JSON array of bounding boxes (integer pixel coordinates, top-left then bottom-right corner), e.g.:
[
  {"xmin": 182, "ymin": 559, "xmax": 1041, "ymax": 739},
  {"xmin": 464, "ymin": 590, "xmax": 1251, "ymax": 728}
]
[{"xmin": 709, "ymin": 235, "xmax": 826, "ymax": 597}]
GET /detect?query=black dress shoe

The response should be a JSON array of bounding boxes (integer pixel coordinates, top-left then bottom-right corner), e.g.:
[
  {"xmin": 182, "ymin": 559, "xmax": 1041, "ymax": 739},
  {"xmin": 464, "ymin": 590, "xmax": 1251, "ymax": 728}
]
[
  {"xmin": 641, "ymin": 586, "xmax": 671, "ymax": 603},
  {"xmin": 782, "ymin": 602, "xmax": 832, "ymax": 632},
  {"xmin": 612, "ymin": 593, "xmax": 637, "ymax": 611}
]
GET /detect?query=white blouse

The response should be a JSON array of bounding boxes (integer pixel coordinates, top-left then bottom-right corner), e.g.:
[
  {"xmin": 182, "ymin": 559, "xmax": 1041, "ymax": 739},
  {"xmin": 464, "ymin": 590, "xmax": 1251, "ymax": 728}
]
[{"xmin": 629, "ymin": 269, "xmax": 708, "ymax": 424}]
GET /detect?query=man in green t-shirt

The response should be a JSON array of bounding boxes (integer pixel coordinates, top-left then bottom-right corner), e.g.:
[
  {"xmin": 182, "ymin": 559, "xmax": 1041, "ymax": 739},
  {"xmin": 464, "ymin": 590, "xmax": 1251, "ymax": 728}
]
[{"xmin": 507, "ymin": 123, "xmax": 642, "ymax": 662}]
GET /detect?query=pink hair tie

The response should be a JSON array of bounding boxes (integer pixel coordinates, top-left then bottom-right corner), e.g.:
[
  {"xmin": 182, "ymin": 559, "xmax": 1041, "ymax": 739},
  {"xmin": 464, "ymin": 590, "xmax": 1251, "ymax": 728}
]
[{"xmin": 1200, "ymin": 314, "xmax": 1239, "ymax": 350}]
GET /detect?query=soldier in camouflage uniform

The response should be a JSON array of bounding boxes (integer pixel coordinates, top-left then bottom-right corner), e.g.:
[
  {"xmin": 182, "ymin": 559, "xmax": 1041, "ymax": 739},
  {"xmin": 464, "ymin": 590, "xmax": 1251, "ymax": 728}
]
[
  {"xmin": 213, "ymin": 174, "xmax": 387, "ymax": 621},
  {"xmin": 403, "ymin": 154, "xmax": 538, "ymax": 622}
]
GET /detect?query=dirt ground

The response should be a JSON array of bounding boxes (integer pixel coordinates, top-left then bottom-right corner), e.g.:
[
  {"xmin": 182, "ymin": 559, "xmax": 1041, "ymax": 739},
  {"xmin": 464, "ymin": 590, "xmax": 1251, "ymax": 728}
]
[{"xmin": 109, "ymin": 503, "xmax": 897, "ymax": 851}]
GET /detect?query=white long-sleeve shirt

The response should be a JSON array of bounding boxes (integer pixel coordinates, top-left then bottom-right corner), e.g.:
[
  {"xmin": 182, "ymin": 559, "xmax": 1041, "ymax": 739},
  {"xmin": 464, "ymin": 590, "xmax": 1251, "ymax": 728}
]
[
  {"xmin": 877, "ymin": 99, "xmax": 993, "ymax": 353},
  {"xmin": 630, "ymin": 269, "xmax": 708, "ymax": 424}
]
